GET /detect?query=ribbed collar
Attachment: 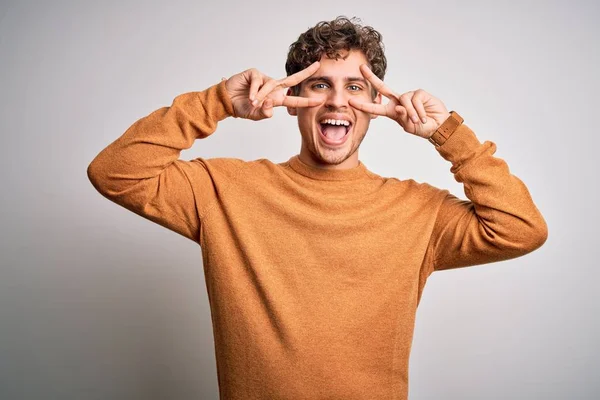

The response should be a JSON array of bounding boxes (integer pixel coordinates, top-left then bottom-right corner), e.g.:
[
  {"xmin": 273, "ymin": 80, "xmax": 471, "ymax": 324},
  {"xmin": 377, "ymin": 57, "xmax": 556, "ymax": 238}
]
[{"xmin": 287, "ymin": 155, "xmax": 370, "ymax": 181}]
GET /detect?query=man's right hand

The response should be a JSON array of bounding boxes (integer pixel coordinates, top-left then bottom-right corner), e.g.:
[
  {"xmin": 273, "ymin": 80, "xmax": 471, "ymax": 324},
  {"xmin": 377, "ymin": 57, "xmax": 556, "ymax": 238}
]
[{"xmin": 225, "ymin": 62, "xmax": 322, "ymax": 120}]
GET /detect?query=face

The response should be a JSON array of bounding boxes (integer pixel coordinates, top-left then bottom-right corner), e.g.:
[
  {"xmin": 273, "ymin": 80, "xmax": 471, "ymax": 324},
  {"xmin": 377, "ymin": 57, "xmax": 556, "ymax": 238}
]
[{"xmin": 287, "ymin": 50, "xmax": 381, "ymax": 170}]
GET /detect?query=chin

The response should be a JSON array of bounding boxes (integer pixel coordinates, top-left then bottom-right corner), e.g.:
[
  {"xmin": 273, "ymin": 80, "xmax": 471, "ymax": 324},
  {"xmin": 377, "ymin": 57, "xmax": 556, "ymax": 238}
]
[
  {"xmin": 312, "ymin": 142, "xmax": 356, "ymax": 166},
  {"xmin": 319, "ymin": 151, "xmax": 351, "ymax": 165}
]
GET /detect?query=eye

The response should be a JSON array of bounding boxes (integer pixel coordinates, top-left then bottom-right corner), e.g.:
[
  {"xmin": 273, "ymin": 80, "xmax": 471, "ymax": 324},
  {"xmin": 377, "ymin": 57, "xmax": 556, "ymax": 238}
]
[
  {"xmin": 347, "ymin": 84, "xmax": 362, "ymax": 91},
  {"xmin": 312, "ymin": 83, "xmax": 329, "ymax": 90}
]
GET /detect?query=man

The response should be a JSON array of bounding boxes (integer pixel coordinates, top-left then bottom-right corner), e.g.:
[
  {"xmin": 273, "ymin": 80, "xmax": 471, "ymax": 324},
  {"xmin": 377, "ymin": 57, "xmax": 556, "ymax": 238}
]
[{"xmin": 88, "ymin": 16, "xmax": 547, "ymax": 400}]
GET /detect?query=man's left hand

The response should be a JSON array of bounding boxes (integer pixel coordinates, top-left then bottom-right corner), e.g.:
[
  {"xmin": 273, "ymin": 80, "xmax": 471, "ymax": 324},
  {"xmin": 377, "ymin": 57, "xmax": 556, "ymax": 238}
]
[{"xmin": 348, "ymin": 64, "xmax": 451, "ymax": 139}]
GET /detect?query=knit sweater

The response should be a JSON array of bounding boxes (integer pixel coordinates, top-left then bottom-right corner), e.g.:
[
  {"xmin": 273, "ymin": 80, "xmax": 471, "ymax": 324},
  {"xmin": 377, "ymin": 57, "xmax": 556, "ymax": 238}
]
[{"xmin": 87, "ymin": 81, "xmax": 548, "ymax": 400}]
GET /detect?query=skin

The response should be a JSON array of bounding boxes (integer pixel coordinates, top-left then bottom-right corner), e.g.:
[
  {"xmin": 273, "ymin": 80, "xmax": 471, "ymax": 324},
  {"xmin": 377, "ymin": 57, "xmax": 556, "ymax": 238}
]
[
  {"xmin": 225, "ymin": 49, "xmax": 452, "ymax": 170},
  {"xmin": 224, "ymin": 61, "xmax": 323, "ymax": 121},
  {"xmin": 347, "ymin": 64, "xmax": 451, "ymax": 140},
  {"xmin": 287, "ymin": 50, "xmax": 382, "ymax": 170}
]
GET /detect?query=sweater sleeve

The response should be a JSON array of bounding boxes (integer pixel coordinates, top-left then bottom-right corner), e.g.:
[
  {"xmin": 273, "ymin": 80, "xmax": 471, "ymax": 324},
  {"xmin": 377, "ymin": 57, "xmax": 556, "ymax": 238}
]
[
  {"xmin": 87, "ymin": 81, "xmax": 235, "ymax": 243},
  {"xmin": 428, "ymin": 122, "xmax": 548, "ymax": 272}
]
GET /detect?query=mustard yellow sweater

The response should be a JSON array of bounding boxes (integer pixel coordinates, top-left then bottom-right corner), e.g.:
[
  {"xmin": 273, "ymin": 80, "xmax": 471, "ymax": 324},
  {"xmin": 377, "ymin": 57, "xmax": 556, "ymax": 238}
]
[{"xmin": 87, "ymin": 81, "xmax": 547, "ymax": 400}]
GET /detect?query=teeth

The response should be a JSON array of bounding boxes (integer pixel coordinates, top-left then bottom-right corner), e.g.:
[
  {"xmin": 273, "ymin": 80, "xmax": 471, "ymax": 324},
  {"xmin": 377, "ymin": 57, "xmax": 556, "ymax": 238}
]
[{"xmin": 321, "ymin": 119, "xmax": 350, "ymax": 126}]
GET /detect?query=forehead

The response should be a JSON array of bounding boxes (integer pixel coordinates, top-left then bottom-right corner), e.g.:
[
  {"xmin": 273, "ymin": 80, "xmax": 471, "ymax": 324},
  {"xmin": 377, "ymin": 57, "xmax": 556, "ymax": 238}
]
[{"xmin": 316, "ymin": 50, "xmax": 369, "ymax": 75}]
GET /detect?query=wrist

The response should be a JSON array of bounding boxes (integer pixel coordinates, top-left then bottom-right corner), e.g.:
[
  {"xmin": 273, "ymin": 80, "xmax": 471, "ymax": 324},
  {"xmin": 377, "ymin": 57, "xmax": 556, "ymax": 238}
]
[
  {"xmin": 211, "ymin": 80, "xmax": 236, "ymax": 120},
  {"xmin": 428, "ymin": 111, "xmax": 464, "ymax": 147}
]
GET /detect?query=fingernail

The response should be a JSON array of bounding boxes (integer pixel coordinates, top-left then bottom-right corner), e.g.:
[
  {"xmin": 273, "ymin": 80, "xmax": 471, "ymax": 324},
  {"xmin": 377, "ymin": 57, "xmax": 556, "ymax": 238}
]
[
  {"xmin": 252, "ymin": 100, "xmax": 258, "ymax": 107},
  {"xmin": 421, "ymin": 117, "xmax": 427, "ymax": 124},
  {"xmin": 411, "ymin": 115, "xmax": 419, "ymax": 123}
]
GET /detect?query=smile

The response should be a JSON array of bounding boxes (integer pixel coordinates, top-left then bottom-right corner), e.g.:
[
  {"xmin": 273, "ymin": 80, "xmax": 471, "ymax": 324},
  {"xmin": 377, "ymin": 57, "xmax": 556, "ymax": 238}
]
[{"xmin": 318, "ymin": 117, "xmax": 353, "ymax": 146}]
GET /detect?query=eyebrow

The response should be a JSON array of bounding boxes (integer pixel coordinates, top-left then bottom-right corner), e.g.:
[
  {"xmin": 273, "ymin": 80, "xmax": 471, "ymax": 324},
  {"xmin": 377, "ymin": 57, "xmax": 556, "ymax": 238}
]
[{"xmin": 304, "ymin": 76, "xmax": 370, "ymax": 86}]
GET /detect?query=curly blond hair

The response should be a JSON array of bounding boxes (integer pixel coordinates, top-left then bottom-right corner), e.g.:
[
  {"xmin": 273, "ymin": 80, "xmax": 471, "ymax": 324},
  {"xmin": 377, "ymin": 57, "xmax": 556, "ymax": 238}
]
[{"xmin": 285, "ymin": 16, "xmax": 387, "ymax": 96}]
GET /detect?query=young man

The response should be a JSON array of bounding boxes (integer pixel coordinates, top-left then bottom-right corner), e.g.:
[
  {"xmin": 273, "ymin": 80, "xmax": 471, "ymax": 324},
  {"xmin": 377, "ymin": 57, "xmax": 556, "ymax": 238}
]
[{"xmin": 88, "ymin": 17, "xmax": 547, "ymax": 400}]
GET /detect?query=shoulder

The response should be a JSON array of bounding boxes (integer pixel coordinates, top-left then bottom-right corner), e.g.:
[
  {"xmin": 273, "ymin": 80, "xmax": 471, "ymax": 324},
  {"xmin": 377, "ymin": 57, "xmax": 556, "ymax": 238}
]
[
  {"xmin": 378, "ymin": 174, "xmax": 449, "ymax": 201},
  {"xmin": 182, "ymin": 157, "xmax": 281, "ymax": 180}
]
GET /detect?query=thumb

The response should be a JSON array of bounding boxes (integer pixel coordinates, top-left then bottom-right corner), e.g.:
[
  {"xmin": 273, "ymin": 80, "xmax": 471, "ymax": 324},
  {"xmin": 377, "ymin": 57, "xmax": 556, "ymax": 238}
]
[{"xmin": 261, "ymin": 98, "xmax": 274, "ymax": 119}]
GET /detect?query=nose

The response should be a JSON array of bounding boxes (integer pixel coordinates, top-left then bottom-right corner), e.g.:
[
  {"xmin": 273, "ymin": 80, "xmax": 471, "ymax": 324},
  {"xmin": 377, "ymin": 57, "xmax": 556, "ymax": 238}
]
[{"xmin": 324, "ymin": 86, "xmax": 348, "ymax": 110}]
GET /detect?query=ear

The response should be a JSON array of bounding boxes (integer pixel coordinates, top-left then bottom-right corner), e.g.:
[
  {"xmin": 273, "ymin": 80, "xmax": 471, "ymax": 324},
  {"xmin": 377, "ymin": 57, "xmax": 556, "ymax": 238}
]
[
  {"xmin": 371, "ymin": 92, "xmax": 382, "ymax": 120},
  {"xmin": 286, "ymin": 88, "xmax": 297, "ymax": 116}
]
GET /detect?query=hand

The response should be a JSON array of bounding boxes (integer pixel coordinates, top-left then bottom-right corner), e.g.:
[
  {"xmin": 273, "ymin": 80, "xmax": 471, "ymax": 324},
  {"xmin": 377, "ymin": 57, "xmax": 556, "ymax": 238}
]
[
  {"xmin": 348, "ymin": 64, "xmax": 451, "ymax": 139},
  {"xmin": 225, "ymin": 62, "xmax": 323, "ymax": 121}
]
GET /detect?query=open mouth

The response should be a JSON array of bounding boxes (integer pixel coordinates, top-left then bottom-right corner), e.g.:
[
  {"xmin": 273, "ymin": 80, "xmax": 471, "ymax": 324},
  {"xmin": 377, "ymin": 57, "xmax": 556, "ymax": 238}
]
[{"xmin": 318, "ymin": 118, "xmax": 352, "ymax": 146}]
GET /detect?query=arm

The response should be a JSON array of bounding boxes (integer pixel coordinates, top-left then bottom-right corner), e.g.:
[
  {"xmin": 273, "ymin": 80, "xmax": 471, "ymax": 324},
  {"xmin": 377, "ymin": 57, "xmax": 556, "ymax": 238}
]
[
  {"xmin": 429, "ymin": 121, "xmax": 548, "ymax": 271},
  {"xmin": 86, "ymin": 82, "xmax": 234, "ymax": 242},
  {"xmin": 87, "ymin": 64, "xmax": 323, "ymax": 242},
  {"xmin": 349, "ymin": 65, "xmax": 548, "ymax": 271}
]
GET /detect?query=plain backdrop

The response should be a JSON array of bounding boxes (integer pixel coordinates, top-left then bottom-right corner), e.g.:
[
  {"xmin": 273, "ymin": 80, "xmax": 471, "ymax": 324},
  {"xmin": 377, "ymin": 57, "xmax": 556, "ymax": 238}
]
[{"xmin": 1, "ymin": 1, "xmax": 599, "ymax": 399}]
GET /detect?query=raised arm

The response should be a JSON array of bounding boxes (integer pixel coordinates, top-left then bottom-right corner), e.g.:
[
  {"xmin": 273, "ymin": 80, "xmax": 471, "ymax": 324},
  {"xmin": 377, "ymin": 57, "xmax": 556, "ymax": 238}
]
[
  {"xmin": 429, "ymin": 122, "xmax": 548, "ymax": 270},
  {"xmin": 87, "ymin": 82, "xmax": 234, "ymax": 242},
  {"xmin": 87, "ymin": 64, "xmax": 322, "ymax": 242},
  {"xmin": 349, "ymin": 64, "xmax": 547, "ymax": 271}
]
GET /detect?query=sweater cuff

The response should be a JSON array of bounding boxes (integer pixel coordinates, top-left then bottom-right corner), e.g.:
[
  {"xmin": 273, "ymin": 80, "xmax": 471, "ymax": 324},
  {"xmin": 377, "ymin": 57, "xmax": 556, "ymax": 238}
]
[
  {"xmin": 195, "ymin": 80, "xmax": 235, "ymax": 122},
  {"xmin": 435, "ymin": 124, "xmax": 483, "ymax": 165}
]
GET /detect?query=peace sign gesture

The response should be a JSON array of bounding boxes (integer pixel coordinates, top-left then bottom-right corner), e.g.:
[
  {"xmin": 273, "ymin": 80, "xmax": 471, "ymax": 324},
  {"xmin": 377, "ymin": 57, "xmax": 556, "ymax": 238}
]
[
  {"xmin": 348, "ymin": 65, "xmax": 451, "ymax": 139},
  {"xmin": 225, "ymin": 62, "xmax": 323, "ymax": 121}
]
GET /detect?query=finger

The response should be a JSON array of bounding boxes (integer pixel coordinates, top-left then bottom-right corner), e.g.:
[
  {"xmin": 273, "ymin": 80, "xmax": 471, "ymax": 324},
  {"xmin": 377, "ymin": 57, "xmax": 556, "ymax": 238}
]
[
  {"xmin": 399, "ymin": 92, "xmax": 420, "ymax": 124},
  {"xmin": 280, "ymin": 95, "xmax": 323, "ymax": 108},
  {"xmin": 395, "ymin": 105, "xmax": 408, "ymax": 119},
  {"xmin": 394, "ymin": 105, "xmax": 410, "ymax": 125},
  {"xmin": 248, "ymin": 69, "xmax": 262, "ymax": 102},
  {"xmin": 261, "ymin": 98, "xmax": 274, "ymax": 118},
  {"xmin": 279, "ymin": 61, "xmax": 321, "ymax": 88},
  {"xmin": 411, "ymin": 90, "xmax": 428, "ymax": 123},
  {"xmin": 348, "ymin": 98, "xmax": 391, "ymax": 117},
  {"xmin": 254, "ymin": 62, "xmax": 321, "ymax": 107},
  {"xmin": 253, "ymin": 78, "xmax": 279, "ymax": 107},
  {"xmin": 359, "ymin": 64, "xmax": 396, "ymax": 99}
]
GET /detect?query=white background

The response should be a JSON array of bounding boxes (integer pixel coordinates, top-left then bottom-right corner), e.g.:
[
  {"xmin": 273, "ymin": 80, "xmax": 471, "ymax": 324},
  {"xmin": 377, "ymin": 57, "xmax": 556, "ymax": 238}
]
[{"xmin": 1, "ymin": 0, "xmax": 598, "ymax": 398}]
